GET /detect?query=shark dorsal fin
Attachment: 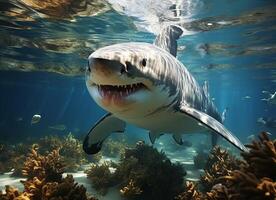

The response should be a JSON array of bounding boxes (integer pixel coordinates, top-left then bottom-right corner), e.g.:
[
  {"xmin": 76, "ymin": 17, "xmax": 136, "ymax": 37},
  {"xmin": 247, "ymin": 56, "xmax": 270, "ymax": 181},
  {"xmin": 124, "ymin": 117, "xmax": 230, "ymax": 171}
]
[{"xmin": 154, "ymin": 25, "xmax": 183, "ymax": 57}]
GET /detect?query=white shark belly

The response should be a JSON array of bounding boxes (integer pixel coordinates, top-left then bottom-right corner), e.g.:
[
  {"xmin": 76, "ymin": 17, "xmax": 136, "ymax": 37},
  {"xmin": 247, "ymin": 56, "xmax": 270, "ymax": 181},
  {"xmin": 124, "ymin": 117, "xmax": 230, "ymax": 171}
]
[{"xmin": 119, "ymin": 110, "xmax": 206, "ymax": 134}]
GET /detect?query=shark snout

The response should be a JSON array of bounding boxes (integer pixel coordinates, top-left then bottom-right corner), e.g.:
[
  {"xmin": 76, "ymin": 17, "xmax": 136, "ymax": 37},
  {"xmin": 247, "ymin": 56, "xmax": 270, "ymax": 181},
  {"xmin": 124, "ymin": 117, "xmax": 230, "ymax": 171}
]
[
  {"xmin": 88, "ymin": 57, "xmax": 133, "ymax": 86},
  {"xmin": 89, "ymin": 58, "xmax": 126, "ymax": 77}
]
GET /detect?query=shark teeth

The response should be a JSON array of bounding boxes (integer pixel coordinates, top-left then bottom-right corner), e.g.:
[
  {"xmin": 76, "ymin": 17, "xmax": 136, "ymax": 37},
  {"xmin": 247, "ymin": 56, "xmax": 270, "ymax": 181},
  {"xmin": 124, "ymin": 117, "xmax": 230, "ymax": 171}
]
[{"xmin": 97, "ymin": 83, "xmax": 146, "ymax": 97}]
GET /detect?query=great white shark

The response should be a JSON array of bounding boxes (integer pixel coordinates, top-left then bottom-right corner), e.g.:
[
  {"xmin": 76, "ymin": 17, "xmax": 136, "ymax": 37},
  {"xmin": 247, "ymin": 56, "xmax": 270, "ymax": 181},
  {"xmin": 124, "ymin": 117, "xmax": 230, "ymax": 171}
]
[{"xmin": 83, "ymin": 25, "xmax": 247, "ymax": 154}]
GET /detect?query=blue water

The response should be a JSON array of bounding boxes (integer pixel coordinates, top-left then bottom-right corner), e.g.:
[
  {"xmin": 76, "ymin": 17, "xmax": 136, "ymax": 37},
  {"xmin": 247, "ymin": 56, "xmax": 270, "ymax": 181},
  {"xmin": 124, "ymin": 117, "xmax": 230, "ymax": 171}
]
[{"xmin": 0, "ymin": 0, "xmax": 276, "ymax": 145}]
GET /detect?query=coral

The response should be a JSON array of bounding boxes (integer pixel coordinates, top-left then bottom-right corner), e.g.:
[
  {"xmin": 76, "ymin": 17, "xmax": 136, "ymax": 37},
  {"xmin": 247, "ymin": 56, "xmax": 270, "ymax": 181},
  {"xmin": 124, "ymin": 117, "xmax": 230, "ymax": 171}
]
[
  {"xmin": 10, "ymin": 143, "xmax": 32, "ymax": 176},
  {"xmin": 85, "ymin": 163, "xmax": 115, "ymax": 195},
  {"xmin": 115, "ymin": 143, "xmax": 185, "ymax": 200},
  {"xmin": 200, "ymin": 146, "xmax": 241, "ymax": 191},
  {"xmin": 22, "ymin": 145, "xmax": 65, "ymax": 182},
  {"xmin": 60, "ymin": 133, "xmax": 89, "ymax": 172},
  {"xmin": 0, "ymin": 133, "xmax": 90, "ymax": 175},
  {"xmin": 175, "ymin": 181, "xmax": 203, "ymax": 200},
  {"xmin": 37, "ymin": 135, "xmax": 63, "ymax": 154},
  {"xmin": 172, "ymin": 132, "xmax": 276, "ymax": 200},
  {"xmin": 0, "ymin": 146, "xmax": 97, "ymax": 200},
  {"xmin": 0, "ymin": 141, "xmax": 37, "ymax": 176},
  {"xmin": 85, "ymin": 143, "xmax": 185, "ymax": 199},
  {"xmin": 21, "ymin": 174, "xmax": 98, "ymax": 200},
  {"xmin": 37, "ymin": 133, "xmax": 90, "ymax": 172},
  {"xmin": 205, "ymin": 184, "xmax": 230, "ymax": 200},
  {"xmin": 41, "ymin": 175, "xmax": 98, "ymax": 200},
  {"xmin": 101, "ymin": 138, "xmax": 128, "ymax": 157},
  {"xmin": 213, "ymin": 132, "xmax": 276, "ymax": 200},
  {"xmin": 0, "ymin": 143, "xmax": 29, "ymax": 176},
  {"xmin": 120, "ymin": 179, "xmax": 142, "ymax": 200},
  {"xmin": 10, "ymin": 155, "xmax": 26, "ymax": 177},
  {"xmin": 21, "ymin": 177, "xmax": 45, "ymax": 199},
  {"xmin": 0, "ymin": 143, "xmax": 14, "ymax": 174},
  {"xmin": 0, "ymin": 185, "xmax": 30, "ymax": 200},
  {"xmin": 202, "ymin": 132, "xmax": 276, "ymax": 200},
  {"xmin": 241, "ymin": 132, "xmax": 276, "ymax": 179},
  {"xmin": 222, "ymin": 170, "xmax": 276, "ymax": 200}
]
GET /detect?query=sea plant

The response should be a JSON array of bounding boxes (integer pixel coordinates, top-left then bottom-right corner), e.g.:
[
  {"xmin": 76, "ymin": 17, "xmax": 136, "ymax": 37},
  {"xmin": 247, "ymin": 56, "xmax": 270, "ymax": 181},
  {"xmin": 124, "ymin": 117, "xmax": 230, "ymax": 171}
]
[
  {"xmin": 86, "ymin": 143, "xmax": 186, "ymax": 200},
  {"xmin": 174, "ymin": 132, "xmax": 276, "ymax": 200},
  {"xmin": 200, "ymin": 146, "xmax": 241, "ymax": 192},
  {"xmin": 85, "ymin": 162, "xmax": 116, "ymax": 195},
  {"xmin": 0, "ymin": 145, "xmax": 97, "ymax": 200}
]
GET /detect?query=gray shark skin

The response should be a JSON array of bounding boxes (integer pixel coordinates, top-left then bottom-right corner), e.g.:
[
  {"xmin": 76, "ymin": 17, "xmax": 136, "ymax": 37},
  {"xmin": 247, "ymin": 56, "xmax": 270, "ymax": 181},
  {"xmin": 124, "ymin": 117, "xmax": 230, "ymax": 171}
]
[{"xmin": 83, "ymin": 25, "xmax": 247, "ymax": 155}]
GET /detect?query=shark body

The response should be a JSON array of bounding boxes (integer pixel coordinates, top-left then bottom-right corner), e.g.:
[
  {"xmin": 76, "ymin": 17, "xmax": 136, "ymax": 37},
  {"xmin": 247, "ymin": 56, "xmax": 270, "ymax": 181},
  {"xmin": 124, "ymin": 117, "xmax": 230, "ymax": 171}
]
[{"xmin": 83, "ymin": 26, "xmax": 246, "ymax": 154}]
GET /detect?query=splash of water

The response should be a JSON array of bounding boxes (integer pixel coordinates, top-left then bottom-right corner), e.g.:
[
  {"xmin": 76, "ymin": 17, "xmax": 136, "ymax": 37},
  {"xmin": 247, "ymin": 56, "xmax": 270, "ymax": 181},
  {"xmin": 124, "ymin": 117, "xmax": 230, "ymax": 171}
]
[{"xmin": 106, "ymin": 0, "xmax": 200, "ymax": 35}]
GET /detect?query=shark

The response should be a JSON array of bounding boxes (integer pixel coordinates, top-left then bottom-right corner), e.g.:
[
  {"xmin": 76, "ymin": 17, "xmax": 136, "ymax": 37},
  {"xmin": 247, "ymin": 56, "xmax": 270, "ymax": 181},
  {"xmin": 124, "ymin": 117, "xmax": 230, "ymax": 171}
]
[{"xmin": 83, "ymin": 25, "xmax": 247, "ymax": 154}]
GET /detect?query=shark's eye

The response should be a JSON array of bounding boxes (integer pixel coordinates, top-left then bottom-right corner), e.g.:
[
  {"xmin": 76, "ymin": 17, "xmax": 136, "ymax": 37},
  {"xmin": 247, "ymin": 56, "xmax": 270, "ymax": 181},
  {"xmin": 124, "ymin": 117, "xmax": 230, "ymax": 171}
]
[{"xmin": 141, "ymin": 58, "xmax": 147, "ymax": 67}]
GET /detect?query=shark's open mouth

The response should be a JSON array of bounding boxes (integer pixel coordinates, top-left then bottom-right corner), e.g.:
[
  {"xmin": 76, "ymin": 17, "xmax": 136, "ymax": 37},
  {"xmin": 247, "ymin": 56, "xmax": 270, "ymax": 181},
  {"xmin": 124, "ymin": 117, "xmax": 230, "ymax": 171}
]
[{"xmin": 95, "ymin": 83, "xmax": 148, "ymax": 98}]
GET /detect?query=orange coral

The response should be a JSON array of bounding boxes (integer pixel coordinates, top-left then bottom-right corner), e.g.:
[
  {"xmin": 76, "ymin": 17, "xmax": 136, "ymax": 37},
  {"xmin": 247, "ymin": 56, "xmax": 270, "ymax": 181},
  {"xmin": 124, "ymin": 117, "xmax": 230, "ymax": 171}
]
[
  {"xmin": 223, "ymin": 170, "xmax": 276, "ymax": 200},
  {"xmin": 241, "ymin": 132, "xmax": 276, "ymax": 179},
  {"xmin": 173, "ymin": 132, "xmax": 276, "ymax": 200},
  {"xmin": 174, "ymin": 181, "xmax": 203, "ymax": 200},
  {"xmin": 37, "ymin": 134, "xmax": 90, "ymax": 172},
  {"xmin": 22, "ymin": 145, "xmax": 64, "ymax": 182},
  {"xmin": 85, "ymin": 163, "xmax": 115, "ymax": 195},
  {"xmin": 120, "ymin": 179, "xmax": 142, "ymax": 200},
  {"xmin": 41, "ymin": 175, "xmax": 98, "ymax": 200},
  {"xmin": 206, "ymin": 184, "xmax": 230, "ymax": 200},
  {"xmin": 214, "ymin": 132, "xmax": 276, "ymax": 200},
  {"xmin": 0, "ymin": 185, "xmax": 30, "ymax": 200},
  {"xmin": 200, "ymin": 146, "xmax": 241, "ymax": 191},
  {"xmin": 1, "ymin": 145, "xmax": 97, "ymax": 200}
]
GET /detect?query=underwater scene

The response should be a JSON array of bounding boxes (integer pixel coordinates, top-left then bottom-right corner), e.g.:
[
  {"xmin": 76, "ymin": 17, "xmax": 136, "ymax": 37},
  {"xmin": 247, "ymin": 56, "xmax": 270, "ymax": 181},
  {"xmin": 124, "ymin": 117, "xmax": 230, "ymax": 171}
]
[{"xmin": 0, "ymin": 0, "xmax": 275, "ymax": 199}]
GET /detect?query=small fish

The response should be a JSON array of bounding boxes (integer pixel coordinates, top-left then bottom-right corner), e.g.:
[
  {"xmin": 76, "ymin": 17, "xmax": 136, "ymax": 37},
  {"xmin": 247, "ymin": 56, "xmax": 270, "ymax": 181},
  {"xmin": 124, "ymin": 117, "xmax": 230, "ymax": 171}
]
[
  {"xmin": 16, "ymin": 117, "xmax": 23, "ymax": 122},
  {"xmin": 257, "ymin": 117, "xmax": 266, "ymax": 125},
  {"xmin": 48, "ymin": 124, "xmax": 66, "ymax": 131},
  {"xmin": 247, "ymin": 132, "xmax": 272, "ymax": 142},
  {"xmin": 31, "ymin": 114, "xmax": 41, "ymax": 125},
  {"xmin": 261, "ymin": 91, "xmax": 276, "ymax": 105},
  {"xmin": 242, "ymin": 95, "xmax": 251, "ymax": 100},
  {"xmin": 247, "ymin": 134, "xmax": 255, "ymax": 141},
  {"xmin": 257, "ymin": 117, "xmax": 276, "ymax": 128}
]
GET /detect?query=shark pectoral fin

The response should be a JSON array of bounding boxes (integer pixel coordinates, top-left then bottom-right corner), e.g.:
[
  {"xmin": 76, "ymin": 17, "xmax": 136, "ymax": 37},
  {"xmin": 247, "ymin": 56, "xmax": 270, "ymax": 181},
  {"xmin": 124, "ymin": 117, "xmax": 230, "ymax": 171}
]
[
  {"xmin": 172, "ymin": 134, "xmax": 183, "ymax": 145},
  {"xmin": 179, "ymin": 106, "xmax": 247, "ymax": 152},
  {"xmin": 149, "ymin": 131, "xmax": 161, "ymax": 144},
  {"xmin": 83, "ymin": 113, "xmax": 126, "ymax": 155}
]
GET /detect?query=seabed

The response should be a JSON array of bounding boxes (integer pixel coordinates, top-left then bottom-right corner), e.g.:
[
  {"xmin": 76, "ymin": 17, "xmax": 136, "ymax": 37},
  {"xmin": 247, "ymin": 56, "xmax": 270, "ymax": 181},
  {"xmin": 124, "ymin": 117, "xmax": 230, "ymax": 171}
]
[{"xmin": 0, "ymin": 147, "xmax": 201, "ymax": 200}]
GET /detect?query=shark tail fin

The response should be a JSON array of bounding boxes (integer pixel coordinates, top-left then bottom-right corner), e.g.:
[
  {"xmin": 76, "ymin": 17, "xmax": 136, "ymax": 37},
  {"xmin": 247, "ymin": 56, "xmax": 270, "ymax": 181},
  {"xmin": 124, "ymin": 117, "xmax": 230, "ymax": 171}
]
[{"xmin": 154, "ymin": 25, "xmax": 183, "ymax": 57}]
